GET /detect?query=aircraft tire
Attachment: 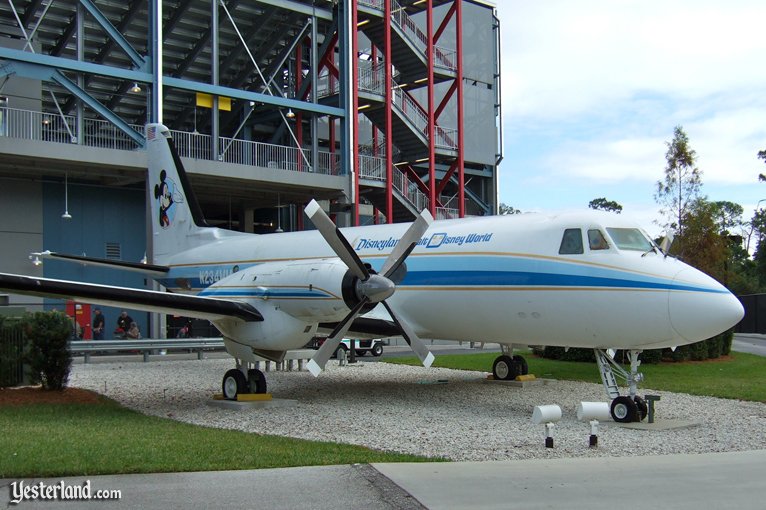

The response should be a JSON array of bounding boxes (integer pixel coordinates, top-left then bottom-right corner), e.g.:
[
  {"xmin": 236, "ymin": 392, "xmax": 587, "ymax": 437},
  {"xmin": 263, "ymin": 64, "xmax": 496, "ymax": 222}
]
[
  {"xmin": 512, "ymin": 355, "xmax": 529, "ymax": 375},
  {"xmin": 493, "ymin": 355, "xmax": 519, "ymax": 381},
  {"xmin": 634, "ymin": 396, "xmax": 648, "ymax": 421},
  {"xmin": 248, "ymin": 368, "xmax": 267, "ymax": 394},
  {"xmin": 222, "ymin": 369, "xmax": 248, "ymax": 400},
  {"xmin": 371, "ymin": 344, "xmax": 383, "ymax": 357},
  {"xmin": 611, "ymin": 396, "xmax": 639, "ymax": 423}
]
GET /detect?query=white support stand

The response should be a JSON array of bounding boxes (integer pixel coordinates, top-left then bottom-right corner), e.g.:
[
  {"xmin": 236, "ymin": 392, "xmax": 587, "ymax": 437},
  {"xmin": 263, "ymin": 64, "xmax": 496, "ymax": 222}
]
[
  {"xmin": 544, "ymin": 423, "xmax": 555, "ymax": 448},
  {"xmin": 589, "ymin": 420, "xmax": 599, "ymax": 447}
]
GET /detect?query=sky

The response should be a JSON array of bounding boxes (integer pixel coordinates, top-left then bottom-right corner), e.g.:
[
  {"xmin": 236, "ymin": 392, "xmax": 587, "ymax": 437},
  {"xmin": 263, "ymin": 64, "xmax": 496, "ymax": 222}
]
[{"xmin": 494, "ymin": 0, "xmax": 766, "ymax": 235}]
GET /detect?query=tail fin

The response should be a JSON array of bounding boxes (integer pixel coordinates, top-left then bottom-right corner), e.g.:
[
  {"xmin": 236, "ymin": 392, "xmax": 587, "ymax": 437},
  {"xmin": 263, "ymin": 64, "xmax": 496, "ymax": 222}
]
[{"xmin": 146, "ymin": 124, "xmax": 215, "ymax": 264}]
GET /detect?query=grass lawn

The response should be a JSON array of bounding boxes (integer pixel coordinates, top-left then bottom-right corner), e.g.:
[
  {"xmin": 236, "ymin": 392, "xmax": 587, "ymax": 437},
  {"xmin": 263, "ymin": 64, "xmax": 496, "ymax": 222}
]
[
  {"xmin": 0, "ymin": 395, "xmax": 441, "ymax": 478},
  {"xmin": 387, "ymin": 351, "xmax": 766, "ymax": 402}
]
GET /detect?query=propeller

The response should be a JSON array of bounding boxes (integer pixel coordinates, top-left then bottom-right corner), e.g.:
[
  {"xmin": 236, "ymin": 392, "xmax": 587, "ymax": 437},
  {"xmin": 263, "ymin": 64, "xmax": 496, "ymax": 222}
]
[
  {"xmin": 659, "ymin": 233, "xmax": 675, "ymax": 257},
  {"xmin": 305, "ymin": 200, "xmax": 434, "ymax": 376}
]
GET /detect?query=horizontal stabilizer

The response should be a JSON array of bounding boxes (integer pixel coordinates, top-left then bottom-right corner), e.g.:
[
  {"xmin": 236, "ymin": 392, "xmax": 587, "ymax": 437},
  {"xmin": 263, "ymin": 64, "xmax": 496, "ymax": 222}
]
[
  {"xmin": 0, "ymin": 272, "xmax": 262, "ymax": 323},
  {"xmin": 33, "ymin": 251, "xmax": 169, "ymax": 276}
]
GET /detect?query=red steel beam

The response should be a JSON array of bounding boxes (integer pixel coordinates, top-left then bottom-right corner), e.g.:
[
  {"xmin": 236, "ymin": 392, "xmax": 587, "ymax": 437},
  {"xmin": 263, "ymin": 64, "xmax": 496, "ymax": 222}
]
[
  {"xmin": 427, "ymin": 0, "xmax": 436, "ymax": 216},
  {"xmin": 385, "ymin": 0, "xmax": 393, "ymax": 222},
  {"xmin": 434, "ymin": 2, "xmax": 456, "ymax": 43},
  {"xmin": 456, "ymin": 0, "xmax": 465, "ymax": 217},
  {"xmin": 352, "ymin": 0, "xmax": 360, "ymax": 225},
  {"xmin": 436, "ymin": 160, "xmax": 458, "ymax": 196},
  {"xmin": 434, "ymin": 80, "xmax": 457, "ymax": 120}
]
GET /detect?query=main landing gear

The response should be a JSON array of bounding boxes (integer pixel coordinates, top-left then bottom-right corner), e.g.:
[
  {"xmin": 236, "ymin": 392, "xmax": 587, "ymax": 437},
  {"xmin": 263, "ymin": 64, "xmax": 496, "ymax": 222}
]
[
  {"xmin": 595, "ymin": 349, "xmax": 648, "ymax": 423},
  {"xmin": 222, "ymin": 365, "xmax": 267, "ymax": 400},
  {"xmin": 492, "ymin": 345, "xmax": 529, "ymax": 381}
]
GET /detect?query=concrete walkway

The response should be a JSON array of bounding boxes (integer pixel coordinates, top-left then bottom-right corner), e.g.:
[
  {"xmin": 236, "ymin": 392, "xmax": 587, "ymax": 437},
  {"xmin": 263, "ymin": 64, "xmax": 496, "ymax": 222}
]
[{"xmin": 4, "ymin": 450, "xmax": 766, "ymax": 509}]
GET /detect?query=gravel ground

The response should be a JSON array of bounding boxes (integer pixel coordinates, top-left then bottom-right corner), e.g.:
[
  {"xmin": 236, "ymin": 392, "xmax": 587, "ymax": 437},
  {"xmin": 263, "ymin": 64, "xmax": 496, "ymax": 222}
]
[{"xmin": 70, "ymin": 359, "xmax": 766, "ymax": 461}]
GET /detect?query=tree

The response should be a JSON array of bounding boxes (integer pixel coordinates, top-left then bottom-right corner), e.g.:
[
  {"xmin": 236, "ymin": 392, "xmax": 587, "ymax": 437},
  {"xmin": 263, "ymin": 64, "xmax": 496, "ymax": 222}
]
[
  {"xmin": 758, "ymin": 149, "xmax": 766, "ymax": 181},
  {"xmin": 588, "ymin": 197, "xmax": 623, "ymax": 214},
  {"xmin": 499, "ymin": 203, "xmax": 521, "ymax": 215},
  {"xmin": 655, "ymin": 126, "xmax": 702, "ymax": 240},
  {"xmin": 712, "ymin": 201, "xmax": 744, "ymax": 236},
  {"xmin": 671, "ymin": 199, "xmax": 728, "ymax": 283}
]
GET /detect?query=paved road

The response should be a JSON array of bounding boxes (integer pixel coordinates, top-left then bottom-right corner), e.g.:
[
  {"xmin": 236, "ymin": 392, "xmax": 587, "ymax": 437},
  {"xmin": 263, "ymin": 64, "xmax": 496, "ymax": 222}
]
[
  {"xmin": 4, "ymin": 451, "xmax": 766, "ymax": 509},
  {"xmin": 732, "ymin": 333, "xmax": 766, "ymax": 356}
]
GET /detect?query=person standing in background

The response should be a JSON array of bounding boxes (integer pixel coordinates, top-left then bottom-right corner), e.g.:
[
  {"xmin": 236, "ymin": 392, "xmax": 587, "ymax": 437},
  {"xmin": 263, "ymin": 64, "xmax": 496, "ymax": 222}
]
[{"xmin": 92, "ymin": 308, "xmax": 105, "ymax": 340}]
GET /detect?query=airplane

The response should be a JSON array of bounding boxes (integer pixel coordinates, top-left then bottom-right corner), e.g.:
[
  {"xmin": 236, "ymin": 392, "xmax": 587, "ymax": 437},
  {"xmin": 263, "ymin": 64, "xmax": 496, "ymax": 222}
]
[{"xmin": 0, "ymin": 124, "xmax": 744, "ymax": 423}]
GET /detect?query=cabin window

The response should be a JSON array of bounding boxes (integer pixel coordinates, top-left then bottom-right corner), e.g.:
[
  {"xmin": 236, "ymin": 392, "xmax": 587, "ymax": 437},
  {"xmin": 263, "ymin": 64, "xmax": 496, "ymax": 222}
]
[
  {"xmin": 559, "ymin": 228, "xmax": 584, "ymax": 254},
  {"xmin": 606, "ymin": 228, "xmax": 653, "ymax": 251},
  {"xmin": 588, "ymin": 229, "xmax": 609, "ymax": 250}
]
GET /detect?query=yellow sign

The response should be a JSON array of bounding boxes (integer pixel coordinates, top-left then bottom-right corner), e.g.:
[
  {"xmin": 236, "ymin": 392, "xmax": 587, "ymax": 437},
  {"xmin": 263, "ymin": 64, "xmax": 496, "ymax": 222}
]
[{"xmin": 196, "ymin": 93, "xmax": 231, "ymax": 111}]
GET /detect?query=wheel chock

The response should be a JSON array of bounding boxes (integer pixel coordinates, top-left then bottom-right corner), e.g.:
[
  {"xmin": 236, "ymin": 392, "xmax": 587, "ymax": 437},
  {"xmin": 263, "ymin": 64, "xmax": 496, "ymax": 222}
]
[
  {"xmin": 236, "ymin": 393, "xmax": 273, "ymax": 402},
  {"xmin": 515, "ymin": 374, "xmax": 537, "ymax": 382},
  {"xmin": 211, "ymin": 393, "xmax": 273, "ymax": 401}
]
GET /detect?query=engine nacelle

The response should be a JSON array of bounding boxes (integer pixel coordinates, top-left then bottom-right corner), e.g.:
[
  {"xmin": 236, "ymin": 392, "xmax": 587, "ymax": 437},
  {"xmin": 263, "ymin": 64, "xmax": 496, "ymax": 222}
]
[
  {"xmin": 215, "ymin": 304, "xmax": 318, "ymax": 352},
  {"xmin": 209, "ymin": 258, "xmax": 357, "ymax": 323}
]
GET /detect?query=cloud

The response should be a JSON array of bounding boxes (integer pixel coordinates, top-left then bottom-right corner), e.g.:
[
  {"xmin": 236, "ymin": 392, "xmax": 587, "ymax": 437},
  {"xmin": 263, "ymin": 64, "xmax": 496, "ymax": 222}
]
[
  {"xmin": 499, "ymin": 0, "xmax": 766, "ymax": 122},
  {"xmin": 497, "ymin": 0, "xmax": 766, "ymax": 199}
]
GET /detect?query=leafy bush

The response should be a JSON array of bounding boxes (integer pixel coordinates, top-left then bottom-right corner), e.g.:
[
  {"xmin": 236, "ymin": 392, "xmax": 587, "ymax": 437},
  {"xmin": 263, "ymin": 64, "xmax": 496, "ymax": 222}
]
[
  {"xmin": 0, "ymin": 317, "xmax": 25, "ymax": 388},
  {"xmin": 23, "ymin": 311, "xmax": 73, "ymax": 391},
  {"xmin": 533, "ymin": 330, "xmax": 735, "ymax": 365}
]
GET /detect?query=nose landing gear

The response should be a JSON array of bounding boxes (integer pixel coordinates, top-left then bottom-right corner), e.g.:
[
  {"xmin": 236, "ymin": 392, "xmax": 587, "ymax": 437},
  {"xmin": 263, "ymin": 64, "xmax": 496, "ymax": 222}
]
[{"xmin": 595, "ymin": 349, "xmax": 647, "ymax": 423}]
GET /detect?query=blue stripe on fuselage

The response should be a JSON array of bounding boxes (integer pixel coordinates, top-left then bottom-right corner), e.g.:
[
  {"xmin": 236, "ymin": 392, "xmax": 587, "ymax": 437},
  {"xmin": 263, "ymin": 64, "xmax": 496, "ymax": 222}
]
[{"xmin": 156, "ymin": 254, "xmax": 725, "ymax": 295}]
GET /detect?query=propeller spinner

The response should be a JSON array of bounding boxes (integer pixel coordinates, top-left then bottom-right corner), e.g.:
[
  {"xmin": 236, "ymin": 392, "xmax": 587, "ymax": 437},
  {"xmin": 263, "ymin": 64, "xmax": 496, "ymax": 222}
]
[{"xmin": 305, "ymin": 200, "xmax": 434, "ymax": 376}]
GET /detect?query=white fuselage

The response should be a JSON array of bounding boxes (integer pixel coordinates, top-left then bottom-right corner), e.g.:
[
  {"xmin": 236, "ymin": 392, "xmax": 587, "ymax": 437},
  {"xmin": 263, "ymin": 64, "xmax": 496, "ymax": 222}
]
[{"xmin": 155, "ymin": 210, "xmax": 743, "ymax": 352}]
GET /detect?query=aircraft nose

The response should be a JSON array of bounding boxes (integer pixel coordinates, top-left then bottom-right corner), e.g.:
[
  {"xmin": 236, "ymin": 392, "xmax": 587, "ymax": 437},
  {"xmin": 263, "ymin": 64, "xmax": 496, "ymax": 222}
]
[{"xmin": 669, "ymin": 268, "xmax": 744, "ymax": 343}]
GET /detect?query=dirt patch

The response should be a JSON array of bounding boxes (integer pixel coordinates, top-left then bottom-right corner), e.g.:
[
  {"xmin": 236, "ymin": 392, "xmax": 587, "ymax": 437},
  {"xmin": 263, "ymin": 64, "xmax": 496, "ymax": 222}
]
[{"xmin": 0, "ymin": 387, "xmax": 102, "ymax": 406}]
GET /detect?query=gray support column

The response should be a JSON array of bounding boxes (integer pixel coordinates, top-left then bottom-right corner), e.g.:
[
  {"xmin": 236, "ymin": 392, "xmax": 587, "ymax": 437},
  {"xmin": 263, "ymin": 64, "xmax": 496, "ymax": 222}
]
[
  {"xmin": 76, "ymin": 3, "xmax": 84, "ymax": 144},
  {"xmin": 339, "ymin": 0, "xmax": 354, "ymax": 225},
  {"xmin": 242, "ymin": 208, "xmax": 255, "ymax": 233},
  {"xmin": 311, "ymin": 17, "xmax": 318, "ymax": 174},
  {"xmin": 211, "ymin": 0, "xmax": 219, "ymax": 158},
  {"xmin": 151, "ymin": 0, "xmax": 163, "ymax": 123}
]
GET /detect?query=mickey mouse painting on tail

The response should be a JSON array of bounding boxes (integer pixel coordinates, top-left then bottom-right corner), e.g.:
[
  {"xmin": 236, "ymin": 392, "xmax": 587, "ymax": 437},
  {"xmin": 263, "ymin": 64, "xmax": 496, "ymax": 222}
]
[{"xmin": 153, "ymin": 169, "xmax": 184, "ymax": 228}]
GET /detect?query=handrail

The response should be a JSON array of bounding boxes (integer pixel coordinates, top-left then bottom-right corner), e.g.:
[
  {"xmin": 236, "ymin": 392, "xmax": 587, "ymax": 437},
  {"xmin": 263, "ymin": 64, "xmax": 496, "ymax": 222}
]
[
  {"xmin": 359, "ymin": 0, "xmax": 456, "ymax": 70},
  {"xmin": 0, "ymin": 106, "xmax": 342, "ymax": 175}
]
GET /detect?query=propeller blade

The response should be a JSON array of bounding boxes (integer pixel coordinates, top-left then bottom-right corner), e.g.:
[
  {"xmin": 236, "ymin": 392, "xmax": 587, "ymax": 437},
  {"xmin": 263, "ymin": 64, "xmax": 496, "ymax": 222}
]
[
  {"xmin": 305, "ymin": 200, "xmax": 369, "ymax": 281},
  {"xmin": 383, "ymin": 301, "xmax": 434, "ymax": 368},
  {"xmin": 307, "ymin": 298, "xmax": 369, "ymax": 377},
  {"xmin": 380, "ymin": 208, "xmax": 433, "ymax": 279},
  {"xmin": 659, "ymin": 233, "xmax": 675, "ymax": 254}
]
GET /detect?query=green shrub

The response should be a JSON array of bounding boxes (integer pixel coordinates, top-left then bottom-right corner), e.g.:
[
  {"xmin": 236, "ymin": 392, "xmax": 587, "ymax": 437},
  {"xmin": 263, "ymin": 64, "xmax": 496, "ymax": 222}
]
[
  {"xmin": 720, "ymin": 329, "xmax": 733, "ymax": 355},
  {"xmin": 23, "ymin": 311, "xmax": 73, "ymax": 391},
  {"xmin": 0, "ymin": 317, "xmax": 25, "ymax": 388}
]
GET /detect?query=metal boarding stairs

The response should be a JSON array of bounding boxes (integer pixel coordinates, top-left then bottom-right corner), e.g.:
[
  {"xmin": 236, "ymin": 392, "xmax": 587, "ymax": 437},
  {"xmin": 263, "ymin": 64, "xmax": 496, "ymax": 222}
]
[{"xmin": 358, "ymin": 0, "xmax": 457, "ymax": 72}]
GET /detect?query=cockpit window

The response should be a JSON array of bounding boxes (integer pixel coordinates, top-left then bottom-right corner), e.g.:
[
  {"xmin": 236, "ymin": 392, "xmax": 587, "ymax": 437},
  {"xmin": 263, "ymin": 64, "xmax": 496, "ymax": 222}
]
[
  {"xmin": 588, "ymin": 229, "xmax": 609, "ymax": 250},
  {"xmin": 606, "ymin": 228, "xmax": 653, "ymax": 251},
  {"xmin": 559, "ymin": 228, "xmax": 584, "ymax": 255}
]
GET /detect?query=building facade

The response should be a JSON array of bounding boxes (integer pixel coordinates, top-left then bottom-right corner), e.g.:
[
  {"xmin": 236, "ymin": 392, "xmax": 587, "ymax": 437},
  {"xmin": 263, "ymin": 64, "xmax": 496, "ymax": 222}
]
[{"xmin": 0, "ymin": 0, "xmax": 501, "ymax": 336}]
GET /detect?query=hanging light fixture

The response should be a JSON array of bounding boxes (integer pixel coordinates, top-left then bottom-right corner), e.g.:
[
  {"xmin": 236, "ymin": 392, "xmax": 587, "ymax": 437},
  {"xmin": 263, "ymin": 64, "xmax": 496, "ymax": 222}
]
[
  {"xmin": 130, "ymin": 82, "xmax": 142, "ymax": 93},
  {"xmin": 285, "ymin": 108, "xmax": 296, "ymax": 119},
  {"xmin": 62, "ymin": 173, "xmax": 72, "ymax": 220}
]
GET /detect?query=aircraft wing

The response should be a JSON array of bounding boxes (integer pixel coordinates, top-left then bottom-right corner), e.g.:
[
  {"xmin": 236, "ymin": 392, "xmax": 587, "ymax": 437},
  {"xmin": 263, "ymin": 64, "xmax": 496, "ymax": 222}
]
[
  {"xmin": 318, "ymin": 317, "xmax": 402, "ymax": 339},
  {"xmin": 31, "ymin": 251, "xmax": 169, "ymax": 276},
  {"xmin": 0, "ymin": 273, "xmax": 262, "ymax": 323}
]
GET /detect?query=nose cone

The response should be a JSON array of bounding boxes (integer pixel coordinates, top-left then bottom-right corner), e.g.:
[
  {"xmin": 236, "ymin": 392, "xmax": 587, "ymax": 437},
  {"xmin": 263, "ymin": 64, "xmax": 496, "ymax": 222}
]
[
  {"xmin": 357, "ymin": 274, "xmax": 396, "ymax": 303},
  {"xmin": 669, "ymin": 268, "xmax": 744, "ymax": 343}
]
